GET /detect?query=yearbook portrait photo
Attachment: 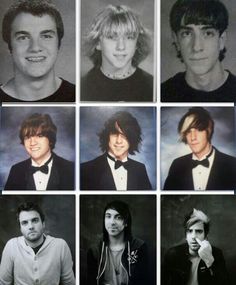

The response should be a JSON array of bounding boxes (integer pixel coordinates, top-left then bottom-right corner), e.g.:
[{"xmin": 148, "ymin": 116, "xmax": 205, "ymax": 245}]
[
  {"xmin": 80, "ymin": 194, "xmax": 156, "ymax": 285},
  {"xmin": 161, "ymin": 194, "xmax": 236, "ymax": 285},
  {"xmin": 0, "ymin": 106, "xmax": 75, "ymax": 190},
  {"xmin": 0, "ymin": 0, "xmax": 75, "ymax": 102},
  {"xmin": 161, "ymin": 106, "xmax": 236, "ymax": 190},
  {"xmin": 80, "ymin": 0, "xmax": 155, "ymax": 102},
  {"xmin": 0, "ymin": 194, "xmax": 75, "ymax": 285},
  {"xmin": 161, "ymin": 0, "xmax": 236, "ymax": 102},
  {"xmin": 80, "ymin": 106, "xmax": 156, "ymax": 190}
]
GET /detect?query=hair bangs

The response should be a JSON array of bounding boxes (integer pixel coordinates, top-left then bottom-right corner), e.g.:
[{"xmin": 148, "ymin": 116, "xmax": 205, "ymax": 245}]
[
  {"xmin": 101, "ymin": 13, "xmax": 139, "ymax": 38},
  {"xmin": 182, "ymin": 9, "xmax": 218, "ymax": 28}
]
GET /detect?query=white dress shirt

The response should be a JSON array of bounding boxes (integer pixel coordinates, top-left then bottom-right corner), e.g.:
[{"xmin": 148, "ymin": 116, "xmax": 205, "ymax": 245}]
[
  {"xmin": 107, "ymin": 153, "xmax": 128, "ymax": 191},
  {"xmin": 32, "ymin": 157, "xmax": 53, "ymax": 191},
  {"xmin": 192, "ymin": 148, "xmax": 215, "ymax": 190}
]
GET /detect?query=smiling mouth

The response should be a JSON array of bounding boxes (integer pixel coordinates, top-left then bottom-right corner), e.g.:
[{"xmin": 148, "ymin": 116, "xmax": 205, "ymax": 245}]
[
  {"xmin": 190, "ymin": 58, "xmax": 207, "ymax": 61},
  {"xmin": 26, "ymin": 56, "xmax": 46, "ymax": 62}
]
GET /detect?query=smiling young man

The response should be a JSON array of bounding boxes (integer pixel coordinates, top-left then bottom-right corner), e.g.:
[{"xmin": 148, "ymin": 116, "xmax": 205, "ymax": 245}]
[
  {"xmin": 81, "ymin": 5, "xmax": 153, "ymax": 102},
  {"xmin": 161, "ymin": 0, "xmax": 236, "ymax": 102},
  {"xmin": 164, "ymin": 107, "xmax": 236, "ymax": 190},
  {"xmin": 87, "ymin": 200, "xmax": 148, "ymax": 285},
  {"xmin": 80, "ymin": 111, "xmax": 152, "ymax": 190},
  {"xmin": 0, "ymin": 202, "xmax": 75, "ymax": 285},
  {"xmin": 0, "ymin": 0, "xmax": 75, "ymax": 102},
  {"xmin": 4, "ymin": 113, "xmax": 74, "ymax": 190},
  {"xmin": 162, "ymin": 209, "xmax": 229, "ymax": 285}
]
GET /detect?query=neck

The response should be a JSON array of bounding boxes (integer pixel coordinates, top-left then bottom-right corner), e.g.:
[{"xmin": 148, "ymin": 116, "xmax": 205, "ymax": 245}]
[
  {"xmin": 31, "ymin": 151, "xmax": 52, "ymax": 166},
  {"xmin": 2, "ymin": 71, "xmax": 61, "ymax": 101},
  {"xmin": 185, "ymin": 63, "xmax": 227, "ymax": 91},
  {"xmin": 101, "ymin": 63, "xmax": 135, "ymax": 80},
  {"xmin": 194, "ymin": 143, "xmax": 212, "ymax": 160},
  {"xmin": 25, "ymin": 234, "xmax": 44, "ymax": 248},
  {"xmin": 189, "ymin": 248, "xmax": 199, "ymax": 257},
  {"xmin": 108, "ymin": 232, "xmax": 125, "ymax": 248}
]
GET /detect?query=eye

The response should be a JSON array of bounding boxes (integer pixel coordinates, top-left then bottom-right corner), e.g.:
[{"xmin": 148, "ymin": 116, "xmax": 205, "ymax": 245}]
[
  {"xmin": 16, "ymin": 35, "xmax": 30, "ymax": 41},
  {"xmin": 21, "ymin": 221, "xmax": 28, "ymax": 226},
  {"xmin": 179, "ymin": 30, "xmax": 192, "ymax": 38},
  {"xmin": 41, "ymin": 33, "xmax": 54, "ymax": 39},
  {"xmin": 32, "ymin": 218, "xmax": 39, "ymax": 223},
  {"xmin": 204, "ymin": 29, "xmax": 216, "ymax": 38}
]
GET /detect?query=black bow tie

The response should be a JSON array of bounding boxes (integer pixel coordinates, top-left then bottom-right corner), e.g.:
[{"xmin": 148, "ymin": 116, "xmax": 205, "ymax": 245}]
[
  {"xmin": 30, "ymin": 155, "xmax": 53, "ymax": 174},
  {"xmin": 191, "ymin": 148, "xmax": 214, "ymax": 169},
  {"xmin": 191, "ymin": 158, "xmax": 209, "ymax": 169},
  {"xmin": 107, "ymin": 153, "xmax": 129, "ymax": 170}
]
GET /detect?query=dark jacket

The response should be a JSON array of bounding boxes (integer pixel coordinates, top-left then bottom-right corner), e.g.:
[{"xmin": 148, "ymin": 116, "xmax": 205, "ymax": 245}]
[
  {"xmin": 80, "ymin": 154, "xmax": 152, "ymax": 190},
  {"xmin": 162, "ymin": 243, "xmax": 229, "ymax": 285},
  {"xmin": 4, "ymin": 153, "xmax": 74, "ymax": 190},
  {"xmin": 87, "ymin": 238, "xmax": 148, "ymax": 285},
  {"xmin": 164, "ymin": 148, "xmax": 236, "ymax": 190}
]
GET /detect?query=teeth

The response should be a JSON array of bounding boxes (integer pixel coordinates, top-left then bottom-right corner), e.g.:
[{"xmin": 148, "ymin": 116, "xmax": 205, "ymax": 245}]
[{"xmin": 27, "ymin": 56, "xmax": 45, "ymax": 62}]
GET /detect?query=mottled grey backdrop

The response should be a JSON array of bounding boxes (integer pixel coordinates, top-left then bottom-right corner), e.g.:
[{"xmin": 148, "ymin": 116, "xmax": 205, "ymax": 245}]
[
  {"xmin": 161, "ymin": 107, "xmax": 236, "ymax": 189},
  {"xmin": 80, "ymin": 106, "xmax": 156, "ymax": 190},
  {"xmin": 0, "ymin": 0, "xmax": 75, "ymax": 84},
  {"xmin": 0, "ymin": 106, "xmax": 75, "ymax": 189},
  {"xmin": 81, "ymin": 0, "xmax": 155, "ymax": 76},
  {"xmin": 161, "ymin": 195, "xmax": 236, "ymax": 284},
  {"xmin": 161, "ymin": 0, "xmax": 236, "ymax": 82}
]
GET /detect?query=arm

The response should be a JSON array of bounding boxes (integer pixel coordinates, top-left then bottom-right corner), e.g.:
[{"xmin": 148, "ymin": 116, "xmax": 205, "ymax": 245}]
[
  {"xmin": 60, "ymin": 240, "xmax": 75, "ymax": 285},
  {"xmin": 87, "ymin": 248, "xmax": 99, "ymax": 285},
  {"xmin": 0, "ymin": 240, "xmax": 14, "ymax": 285}
]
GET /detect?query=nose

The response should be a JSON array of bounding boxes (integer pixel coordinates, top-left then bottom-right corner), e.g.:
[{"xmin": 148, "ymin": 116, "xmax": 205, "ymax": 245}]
[
  {"xmin": 192, "ymin": 33, "xmax": 204, "ymax": 52},
  {"xmin": 29, "ymin": 36, "xmax": 42, "ymax": 52},
  {"xmin": 115, "ymin": 134, "xmax": 123, "ymax": 143},
  {"xmin": 28, "ymin": 221, "xmax": 34, "ymax": 229},
  {"xmin": 29, "ymin": 136, "xmax": 37, "ymax": 145},
  {"xmin": 190, "ymin": 129, "xmax": 197, "ymax": 141},
  {"xmin": 116, "ymin": 37, "xmax": 125, "ymax": 51}
]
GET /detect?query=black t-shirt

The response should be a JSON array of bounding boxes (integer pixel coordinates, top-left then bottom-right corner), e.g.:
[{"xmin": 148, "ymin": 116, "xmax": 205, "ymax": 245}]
[
  {"xmin": 0, "ymin": 78, "xmax": 75, "ymax": 102},
  {"xmin": 81, "ymin": 67, "xmax": 153, "ymax": 102},
  {"xmin": 161, "ymin": 71, "xmax": 236, "ymax": 102}
]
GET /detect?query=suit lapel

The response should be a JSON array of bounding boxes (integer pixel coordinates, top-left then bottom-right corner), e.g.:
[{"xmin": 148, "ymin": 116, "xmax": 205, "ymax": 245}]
[
  {"xmin": 183, "ymin": 156, "xmax": 194, "ymax": 190},
  {"xmin": 99, "ymin": 156, "xmax": 116, "ymax": 190},
  {"xmin": 47, "ymin": 159, "xmax": 60, "ymax": 190},
  {"xmin": 25, "ymin": 160, "xmax": 36, "ymax": 190}
]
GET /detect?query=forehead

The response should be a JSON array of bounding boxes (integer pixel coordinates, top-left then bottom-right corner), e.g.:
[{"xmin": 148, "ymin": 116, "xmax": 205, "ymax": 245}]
[
  {"xmin": 19, "ymin": 210, "xmax": 41, "ymax": 221},
  {"xmin": 188, "ymin": 221, "xmax": 204, "ymax": 231},
  {"xmin": 179, "ymin": 23, "xmax": 218, "ymax": 33},
  {"xmin": 105, "ymin": 208, "xmax": 121, "ymax": 216},
  {"xmin": 11, "ymin": 12, "xmax": 57, "ymax": 33}
]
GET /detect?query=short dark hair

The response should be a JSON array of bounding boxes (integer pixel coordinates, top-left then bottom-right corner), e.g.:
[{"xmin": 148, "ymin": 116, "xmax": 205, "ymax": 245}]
[
  {"xmin": 183, "ymin": 208, "xmax": 210, "ymax": 237},
  {"xmin": 170, "ymin": 0, "xmax": 228, "ymax": 61},
  {"xmin": 83, "ymin": 5, "xmax": 151, "ymax": 67},
  {"xmin": 98, "ymin": 111, "xmax": 142, "ymax": 155},
  {"xmin": 178, "ymin": 107, "xmax": 214, "ymax": 144},
  {"xmin": 19, "ymin": 113, "xmax": 57, "ymax": 150},
  {"xmin": 17, "ymin": 201, "xmax": 45, "ymax": 224},
  {"xmin": 2, "ymin": 0, "xmax": 64, "ymax": 51},
  {"xmin": 103, "ymin": 200, "xmax": 132, "ymax": 242}
]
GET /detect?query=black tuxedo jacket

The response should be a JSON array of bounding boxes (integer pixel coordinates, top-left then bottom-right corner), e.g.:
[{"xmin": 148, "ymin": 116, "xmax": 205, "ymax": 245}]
[
  {"xmin": 164, "ymin": 148, "xmax": 236, "ymax": 190},
  {"xmin": 80, "ymin": 154, "xmax": 152, "ymax": 190},
  {"xmin": 4, "ymin": 153, "xmax": 74, "ymax": 190}
]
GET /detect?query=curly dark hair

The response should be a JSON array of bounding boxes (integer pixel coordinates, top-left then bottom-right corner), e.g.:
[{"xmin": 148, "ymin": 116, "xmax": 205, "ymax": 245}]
[
  {"xmin": 98, "ymin": 111, "xmax": 142, "ymax": 155},
  {"xmin": 17, "ymin": 201, "xmax": 45, "ymax": 224},
  {"xmin": 2, "ymin": 0, "xmax": 64, "ymax": 51}
]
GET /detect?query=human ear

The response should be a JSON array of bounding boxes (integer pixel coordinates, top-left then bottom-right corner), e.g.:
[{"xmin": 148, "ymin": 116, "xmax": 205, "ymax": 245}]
[{"xmin": 219, "ymin": 31, "xmax": 227, "ymax": 51}]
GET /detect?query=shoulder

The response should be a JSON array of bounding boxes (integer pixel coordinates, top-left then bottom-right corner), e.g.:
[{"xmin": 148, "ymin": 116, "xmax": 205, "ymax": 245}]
[
  {"xmin": 170, "ymin": 153, "xmax": 192, "ymax": 165},
  {"xmin": 136, "ymin": 68, "xmax": 153, "ymax": 81},
  {"xmin": 214, "ymin": 148, "xmax": 236, "ymax": 163},
  {"xmin": 53, "ymin": 153, "xmax": 74, "ymax": 166},
  {"xmin": 128, "ymin": 158, "xmax": 147, "ymax": 169},
  {"xmin": 9, "ymin": 158, "xmax": 31, "ymax": 170},
  {"xmin": 45, "ymin": 235, "xmax": 69, "ymax": 248},
  {"xmin": 81, "ymin": 154, "xmax": 106, "ymax": 169},
  {"xmin": 51, "ymin": 78, "xmax": 75, "ymax": 102},
  {"xmin": 165, "ymin": 243, "xmax": 187, "ymax": 259},
  {"xmin": 161, "ymin": 72, "xmax": 186, "ymax": 101},
  {"xmin": 130, "ymin": 237, "xmax": 146, "ymax": 249}
]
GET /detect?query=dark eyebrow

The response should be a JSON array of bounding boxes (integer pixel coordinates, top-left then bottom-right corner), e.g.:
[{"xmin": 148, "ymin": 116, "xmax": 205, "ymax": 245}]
[
  {"xmin": 14, "ymin": 31, "xmax": 30, "ymax": 37},
  {"xmin": 179, "ymin": 25, "xmax": 215, "ymax": 31},
  {"xmin": 40, "ymin": 30, "xmax": 56, "ymax": 35}
]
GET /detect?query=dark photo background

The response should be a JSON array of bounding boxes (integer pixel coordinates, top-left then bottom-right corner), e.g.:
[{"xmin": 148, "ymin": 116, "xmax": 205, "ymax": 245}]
[
  {"xmin": 80, "ymin": 106, "xmax": 157, "ymax": 190},
  {"xmin": 80, "ymin": 194, "xmax": 156, "ymax": 285},
  {"xmin": 0, "ymin": 0, "xmax": 75, "ymax": 84},
  {"xmin": 161, "ymin": 106, "xmax": 236, "ymax": 189},
  {"xmin": 161, "ymin": 195, "xmax": 236, "ymax": 284},
  {"xmin": 0, "ymin": 106, "xmax": 75, "ymax": 189},
  {"xmin": 161, "ymin": 0, "xmax": 236, "ymax": 82},
  {"xmin": 0, "ymin": 195, "xmax": 75, "ymax": 273},
  {"xmin": 81, "ymin": 0, "xmax": 155, "ymax": 76}
]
